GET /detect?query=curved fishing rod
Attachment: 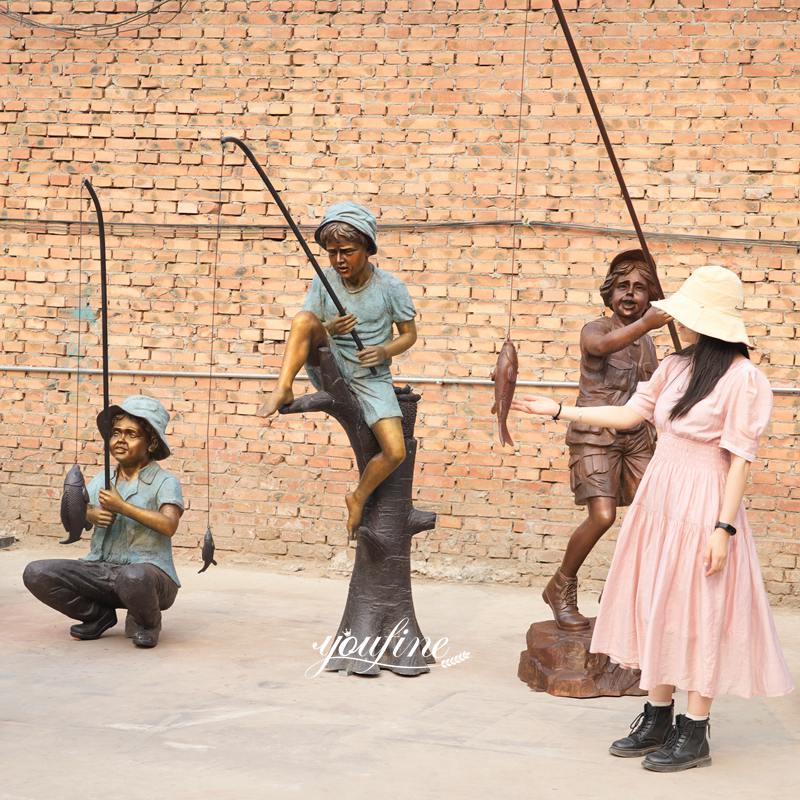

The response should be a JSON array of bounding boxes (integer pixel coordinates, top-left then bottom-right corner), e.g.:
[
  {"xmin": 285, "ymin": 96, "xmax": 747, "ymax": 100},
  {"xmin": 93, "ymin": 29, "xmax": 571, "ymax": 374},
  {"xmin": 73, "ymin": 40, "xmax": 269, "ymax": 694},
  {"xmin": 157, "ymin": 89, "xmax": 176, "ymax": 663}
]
[
  {"xmin": 550, "ymin": 0, "xmax": 682, "ymax": 353},
  {"xmin": 220, "ymin": 136, "xmax": 377, "ymax": 375},
  {"xmin": 81, "ymin": 178, "xmax": 112, "ymax": 489}
]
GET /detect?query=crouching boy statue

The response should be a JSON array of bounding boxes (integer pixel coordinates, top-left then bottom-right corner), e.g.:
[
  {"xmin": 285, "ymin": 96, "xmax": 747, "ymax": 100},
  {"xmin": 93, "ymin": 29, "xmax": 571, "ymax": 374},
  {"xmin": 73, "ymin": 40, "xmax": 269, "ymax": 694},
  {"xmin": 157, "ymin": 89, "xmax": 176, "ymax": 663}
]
[{"xmin": 24, "ymin": 395, "xmax": 184, "ymax": 648}]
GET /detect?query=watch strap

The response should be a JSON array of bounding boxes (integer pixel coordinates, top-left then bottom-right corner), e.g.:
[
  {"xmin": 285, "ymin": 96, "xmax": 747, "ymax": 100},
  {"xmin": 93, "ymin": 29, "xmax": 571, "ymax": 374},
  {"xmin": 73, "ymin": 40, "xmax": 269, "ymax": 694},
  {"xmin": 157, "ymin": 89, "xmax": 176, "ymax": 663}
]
[{"xmin": 714, "ymin": 521, "xmax": 736, "ymax": 536}]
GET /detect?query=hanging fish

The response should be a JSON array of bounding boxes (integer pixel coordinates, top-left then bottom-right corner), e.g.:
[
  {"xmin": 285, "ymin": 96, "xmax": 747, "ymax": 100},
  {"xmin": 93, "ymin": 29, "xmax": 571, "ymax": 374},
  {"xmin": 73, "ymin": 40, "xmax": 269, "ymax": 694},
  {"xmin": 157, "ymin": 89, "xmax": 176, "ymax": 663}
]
[
  {"xmin": 198, "ymin": 527, "xmax": 217, "ymax": 574},
  {"xmin": 59, "ymin": 463, "xmax": 92, "ymax": 544},
  {"xmin": 490, "ymin": 338, "xmax": 519, "ymax": 447}
]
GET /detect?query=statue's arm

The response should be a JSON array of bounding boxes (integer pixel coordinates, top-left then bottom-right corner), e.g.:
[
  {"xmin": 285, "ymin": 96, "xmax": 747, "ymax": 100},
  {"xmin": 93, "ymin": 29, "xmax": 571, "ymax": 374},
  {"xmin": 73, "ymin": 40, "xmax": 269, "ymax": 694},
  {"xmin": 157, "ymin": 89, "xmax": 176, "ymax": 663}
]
[{"xmin": 583, "ymin": 309, "xmax": 671, "ymax": 358}]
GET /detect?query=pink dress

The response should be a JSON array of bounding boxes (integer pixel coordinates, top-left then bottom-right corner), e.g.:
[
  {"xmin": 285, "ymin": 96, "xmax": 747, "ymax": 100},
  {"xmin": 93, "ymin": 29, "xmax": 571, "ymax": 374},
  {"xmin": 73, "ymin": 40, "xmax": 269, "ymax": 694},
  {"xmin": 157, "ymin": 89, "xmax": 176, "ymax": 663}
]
[{"xmin": 590, "ymin": 355, "xmax": 794, "ymax": 698}]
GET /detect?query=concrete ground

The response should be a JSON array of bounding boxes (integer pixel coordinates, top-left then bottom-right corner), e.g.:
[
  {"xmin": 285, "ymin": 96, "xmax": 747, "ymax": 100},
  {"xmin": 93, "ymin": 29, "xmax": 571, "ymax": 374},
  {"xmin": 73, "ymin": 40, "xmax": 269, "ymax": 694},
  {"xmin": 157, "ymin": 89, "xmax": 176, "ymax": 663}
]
[{"xmin": 1, "ymin": 543, "xmax": 798, "ymax": 800}]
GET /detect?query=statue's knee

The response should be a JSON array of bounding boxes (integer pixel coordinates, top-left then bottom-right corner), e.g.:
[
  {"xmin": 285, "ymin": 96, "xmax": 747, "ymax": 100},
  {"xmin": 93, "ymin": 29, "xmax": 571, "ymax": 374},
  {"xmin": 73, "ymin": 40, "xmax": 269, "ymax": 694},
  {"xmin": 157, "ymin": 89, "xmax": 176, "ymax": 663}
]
[
  {"xmin": 116, "ymin": 564, "xmax": 151, "ymax": 596},
  {"xmin": 594, "ymin": 506, "xmax": 617, "ymax": 530},
  {"xmin": 22, "ymin": 561, "xmax": 46, "ymax": 592},
  {"xmin": 292, "ymin": 310, "xmax": 321, "ymax": 331},
  {"xmin": 385, "ymin": 440, "xmax": 406, "ymax": 468}
]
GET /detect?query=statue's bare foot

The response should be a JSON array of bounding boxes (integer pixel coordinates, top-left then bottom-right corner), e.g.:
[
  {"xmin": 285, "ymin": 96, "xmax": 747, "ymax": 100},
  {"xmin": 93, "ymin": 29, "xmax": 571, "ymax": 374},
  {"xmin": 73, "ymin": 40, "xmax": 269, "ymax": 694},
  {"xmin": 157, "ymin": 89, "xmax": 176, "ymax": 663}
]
[
  {"xmin": 345, "ymin": 492, "xmax": 364, "ymax": 537},
  {"xmin": 258, "ymin": 386, "xmax": 294, "ymax": 417}
]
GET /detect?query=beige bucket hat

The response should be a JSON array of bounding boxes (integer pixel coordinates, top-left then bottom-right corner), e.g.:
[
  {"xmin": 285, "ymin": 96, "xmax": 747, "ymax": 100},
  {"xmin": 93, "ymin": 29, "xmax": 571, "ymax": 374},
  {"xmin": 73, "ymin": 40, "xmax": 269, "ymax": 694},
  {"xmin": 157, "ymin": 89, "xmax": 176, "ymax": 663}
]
[{"xmin": 650, "ymin": 265, "xmax": 751, "ymax": 347}]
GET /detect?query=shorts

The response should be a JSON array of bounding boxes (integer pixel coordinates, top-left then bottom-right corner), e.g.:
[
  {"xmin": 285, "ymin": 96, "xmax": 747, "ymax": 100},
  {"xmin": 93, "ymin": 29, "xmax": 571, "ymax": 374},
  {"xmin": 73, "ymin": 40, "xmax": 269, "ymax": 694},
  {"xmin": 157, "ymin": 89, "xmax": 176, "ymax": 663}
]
[
  {"xmin": 568, "ymin": 425, "xmax": 655, "ymax": 507},
  {"xmin": 305, "ymin": 343, "xmax": 401, "ymax": 429}
]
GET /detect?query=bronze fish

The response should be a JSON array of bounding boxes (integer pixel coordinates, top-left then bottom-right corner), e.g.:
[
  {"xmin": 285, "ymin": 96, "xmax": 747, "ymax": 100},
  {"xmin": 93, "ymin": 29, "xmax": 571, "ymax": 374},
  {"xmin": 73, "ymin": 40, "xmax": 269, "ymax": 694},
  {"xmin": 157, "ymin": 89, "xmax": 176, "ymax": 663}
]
[
  {"xmin": 59, "ymin": 463, "xmax": 92, "ymax": 544},
  {"xmin": 490, "ymin": 337, "xmax": 519, "ymax": 447},
  {"xmin": 198, "ymin": 527, "xmax": 217, "ymax": 574}
]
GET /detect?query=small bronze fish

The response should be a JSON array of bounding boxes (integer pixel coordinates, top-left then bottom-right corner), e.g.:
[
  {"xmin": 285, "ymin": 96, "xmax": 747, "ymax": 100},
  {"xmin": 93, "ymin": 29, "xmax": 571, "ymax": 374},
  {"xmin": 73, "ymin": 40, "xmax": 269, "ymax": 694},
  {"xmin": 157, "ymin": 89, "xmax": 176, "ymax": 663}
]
[
  {"xmin": 198, "ymin": 527, "xmax": 217, "ymax": 574},
  {"xmin": 59, "ymin": 464, "xmax": 92, "ymax": 544},
  {"xmin": 490, "ymin": 337, "xmax": 519, "ymax": 447}
]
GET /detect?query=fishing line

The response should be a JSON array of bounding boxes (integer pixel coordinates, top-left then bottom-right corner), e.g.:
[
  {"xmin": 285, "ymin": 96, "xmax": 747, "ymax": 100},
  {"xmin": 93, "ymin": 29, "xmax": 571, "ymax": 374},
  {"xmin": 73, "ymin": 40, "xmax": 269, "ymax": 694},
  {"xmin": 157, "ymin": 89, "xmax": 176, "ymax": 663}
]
[
  {"xmin": 205, "ymin": 149, "xmax": 225, "ymax": 531},
  {"xmin": 75, "ymin": 182, "xmax": 85, "ymax": 462},
  {"xmin": 506, "ymin": 2, "xmax": 530, "ymax": 338}
]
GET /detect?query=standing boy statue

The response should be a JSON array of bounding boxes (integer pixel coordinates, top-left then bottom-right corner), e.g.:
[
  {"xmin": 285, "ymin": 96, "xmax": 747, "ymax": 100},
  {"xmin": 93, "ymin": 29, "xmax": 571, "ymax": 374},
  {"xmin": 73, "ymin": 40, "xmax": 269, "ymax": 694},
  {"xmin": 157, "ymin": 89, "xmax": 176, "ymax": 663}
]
[
  {"xmin": 23, "ymin": 396, "xmax": 184, "ymax": 648},
  {"xmin": 542, "ymin": 250, "xmax": 671, "ymax": 629},
  {"xmin": 259, "ymin": 201, "xmax": 417, "ymax": 536}
]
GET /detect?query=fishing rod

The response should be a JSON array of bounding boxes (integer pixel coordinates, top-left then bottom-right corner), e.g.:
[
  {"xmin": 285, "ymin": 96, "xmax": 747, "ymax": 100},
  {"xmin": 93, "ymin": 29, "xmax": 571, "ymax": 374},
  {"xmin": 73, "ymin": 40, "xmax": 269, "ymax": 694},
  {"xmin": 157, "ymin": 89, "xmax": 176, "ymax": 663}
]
[
  {"xmin": 550, "ymin": 0, "xmax": 682, "ymax": 352},
  {"xmin": 220, "ymin": 136, "xmax": 377, "ymax": 375},
  {"xmin": 59, "ymin": 178, "xmax": 111, "ymax": 544},
  {"xmin": 81, "ymin": 178, "xmax": 112, "ymax": 488}
]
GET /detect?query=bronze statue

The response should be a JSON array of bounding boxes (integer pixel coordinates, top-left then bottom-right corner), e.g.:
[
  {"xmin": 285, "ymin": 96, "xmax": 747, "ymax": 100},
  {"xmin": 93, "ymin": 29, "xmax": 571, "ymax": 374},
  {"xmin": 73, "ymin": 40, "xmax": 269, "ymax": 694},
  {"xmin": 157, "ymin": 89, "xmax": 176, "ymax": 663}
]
[
  {"xmin": 24, "ymin": 396, "xmax": 185, "ymax": 649},
  {"xmin": 282, "ymin": 348, "xmax": 436, "ymax": 675},
  {"xmin": 542, "ymin": 250, "xmax": 671, "ymax": 629},
  {"xmin": 259, "ymin": 201, "xmax": 418, "ymax": 538}
]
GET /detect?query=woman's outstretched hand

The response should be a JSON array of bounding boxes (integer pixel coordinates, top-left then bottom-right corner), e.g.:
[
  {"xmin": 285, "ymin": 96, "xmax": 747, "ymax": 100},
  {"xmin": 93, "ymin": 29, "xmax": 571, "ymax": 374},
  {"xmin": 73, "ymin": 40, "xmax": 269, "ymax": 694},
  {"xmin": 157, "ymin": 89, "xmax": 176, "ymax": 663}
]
[
  {"xmin": 510, "ymin": 395, "xmax": 560, "ymax": 417},
  {"xmin": 704, "ymin": 528, "xmax": 730, "ymax": 577}
]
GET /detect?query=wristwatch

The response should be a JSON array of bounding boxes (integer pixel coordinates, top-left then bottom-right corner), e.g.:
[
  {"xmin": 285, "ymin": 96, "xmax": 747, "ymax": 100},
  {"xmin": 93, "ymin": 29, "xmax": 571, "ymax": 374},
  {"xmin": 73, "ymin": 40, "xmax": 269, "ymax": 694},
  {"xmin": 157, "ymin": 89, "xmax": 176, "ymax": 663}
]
[{"xmin": 714, "ymin": 521, "xmax": 736, "ymax": 536}]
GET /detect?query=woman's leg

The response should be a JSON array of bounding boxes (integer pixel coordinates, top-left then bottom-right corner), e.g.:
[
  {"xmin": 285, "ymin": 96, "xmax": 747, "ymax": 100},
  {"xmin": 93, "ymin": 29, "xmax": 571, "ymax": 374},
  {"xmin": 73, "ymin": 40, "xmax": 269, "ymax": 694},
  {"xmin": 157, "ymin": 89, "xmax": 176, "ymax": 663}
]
[
  {"xmin": 648, "ymin": 684, "xmax": 675, "ymax": 704},
  {"xmin": 260, "ymin": 311, "xmax": 328, "ymax": 416},
  {"xmin": 686, "ymin": 691, "xmax": 713, "ymax": 717},
  {"xmin": 345, "ymin": 416, "xmax": 406, "ymax": 535}
]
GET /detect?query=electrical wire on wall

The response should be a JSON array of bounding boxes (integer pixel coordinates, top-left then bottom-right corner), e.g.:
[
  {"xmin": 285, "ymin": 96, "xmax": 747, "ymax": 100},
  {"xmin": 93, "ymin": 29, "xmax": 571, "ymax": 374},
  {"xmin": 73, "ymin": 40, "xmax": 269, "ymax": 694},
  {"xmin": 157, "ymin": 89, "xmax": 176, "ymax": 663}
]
[
  {"xmin": 1, "ymin": 215, "xmax": 798, "ymax": 252},
  {"xmin": 0, "ymin": 1, "xmax": 187, "ymax": 36}
]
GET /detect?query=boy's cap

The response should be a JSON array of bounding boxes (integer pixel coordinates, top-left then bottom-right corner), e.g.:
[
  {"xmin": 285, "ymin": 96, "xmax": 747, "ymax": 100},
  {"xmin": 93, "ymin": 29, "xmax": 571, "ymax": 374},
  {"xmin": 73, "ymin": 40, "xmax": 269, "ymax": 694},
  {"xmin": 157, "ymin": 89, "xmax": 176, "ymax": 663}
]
[
  {"xmin": 314, "ymin": 201, "xmax": 378, "ymax": 255},
  {"xmin": 609, "ymin": 249, "xmax": 646, "ymax": 270},
  {"xmin": 97, "ymin": 395, "xmax": 171, "ymax": 460}
]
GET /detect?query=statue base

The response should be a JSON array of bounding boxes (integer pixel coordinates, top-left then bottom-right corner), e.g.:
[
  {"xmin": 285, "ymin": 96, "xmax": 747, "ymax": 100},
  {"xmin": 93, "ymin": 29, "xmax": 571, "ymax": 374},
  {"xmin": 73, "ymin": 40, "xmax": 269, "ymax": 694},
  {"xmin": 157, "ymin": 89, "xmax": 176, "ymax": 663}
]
[{"xmin": 518, "ymin": 618, "xmax": 646, "ymax": 698}]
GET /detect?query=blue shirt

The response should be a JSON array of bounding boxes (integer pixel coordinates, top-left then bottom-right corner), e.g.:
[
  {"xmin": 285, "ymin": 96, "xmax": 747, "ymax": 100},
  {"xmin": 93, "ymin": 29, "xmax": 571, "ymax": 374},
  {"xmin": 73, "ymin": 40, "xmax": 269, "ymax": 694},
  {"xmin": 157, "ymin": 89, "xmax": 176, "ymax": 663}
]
[
  {"xmin": 302, "ymin": 266, "xmax": 416, "ymax": 380},
  {"xmin": 83, "ymin": 461, "xmax": 184, "ymax": 587}
]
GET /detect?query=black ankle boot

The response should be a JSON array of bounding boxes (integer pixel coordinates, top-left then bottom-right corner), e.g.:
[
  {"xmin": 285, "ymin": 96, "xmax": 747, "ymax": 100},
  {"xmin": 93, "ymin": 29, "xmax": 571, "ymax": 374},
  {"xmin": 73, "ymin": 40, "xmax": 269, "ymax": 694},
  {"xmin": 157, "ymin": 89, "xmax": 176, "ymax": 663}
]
[
  {"xmin": 609, "ymin": 701, "xmax": 674, "ymax": 757},
  {"xmin": 642, "ymin": 714, "xmax": 711, "ymax": 772},
  {"xmin": 69, "ymin": 607, "xmax": 118, "ymax": 641}
]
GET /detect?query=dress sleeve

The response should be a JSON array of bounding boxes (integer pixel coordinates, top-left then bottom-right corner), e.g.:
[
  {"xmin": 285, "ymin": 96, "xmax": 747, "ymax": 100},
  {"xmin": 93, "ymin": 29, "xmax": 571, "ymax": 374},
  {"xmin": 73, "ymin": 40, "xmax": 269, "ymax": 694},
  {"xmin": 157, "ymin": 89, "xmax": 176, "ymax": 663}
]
[
  {"xmin": 624, "ymin": 357, "xmax": 676, "ymax": 424},
  {"xmin": 719, "ymin": 366, "xmax": 773, "ymax": 462},
  {"xmin": 156, "ymin": 474, "xmax": 185, "ymax": 511},
  {"xmin": 388, "ymin": 276, "xmax": 416, "ymax": 323}
]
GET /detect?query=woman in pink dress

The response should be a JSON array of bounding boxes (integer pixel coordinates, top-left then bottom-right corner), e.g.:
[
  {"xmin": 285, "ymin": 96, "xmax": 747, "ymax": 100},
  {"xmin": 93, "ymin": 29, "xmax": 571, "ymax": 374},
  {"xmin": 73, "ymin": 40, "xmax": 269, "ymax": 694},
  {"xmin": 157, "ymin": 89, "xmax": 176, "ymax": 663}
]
[{"xmin": 512, "ymin": 265, "xmax": 793, "ymax": 772}]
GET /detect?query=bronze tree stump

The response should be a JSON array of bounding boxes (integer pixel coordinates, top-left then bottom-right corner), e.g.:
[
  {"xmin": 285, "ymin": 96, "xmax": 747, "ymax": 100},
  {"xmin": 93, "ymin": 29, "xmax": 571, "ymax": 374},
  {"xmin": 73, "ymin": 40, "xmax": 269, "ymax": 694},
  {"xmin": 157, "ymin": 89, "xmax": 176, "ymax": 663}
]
[
  {"xmin": 518, "ymin": 618, "xmax": 646, "ymax": 698},
  {"xmin": 281, "ymin": 348, "xmax": 436, "ymax": 676}
]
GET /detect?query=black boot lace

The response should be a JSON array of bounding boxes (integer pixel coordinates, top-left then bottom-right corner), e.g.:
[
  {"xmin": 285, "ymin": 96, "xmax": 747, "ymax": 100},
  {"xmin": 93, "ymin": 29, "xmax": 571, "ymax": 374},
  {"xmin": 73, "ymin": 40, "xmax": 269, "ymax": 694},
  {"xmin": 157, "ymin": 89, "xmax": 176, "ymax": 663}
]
[
  {"xmin": 656, "ymin": 723, "xmax": 680, "ymax": 754},
  {"xmin": 628, "ymin": 711, "xmax": 646, "ymax": 733}
]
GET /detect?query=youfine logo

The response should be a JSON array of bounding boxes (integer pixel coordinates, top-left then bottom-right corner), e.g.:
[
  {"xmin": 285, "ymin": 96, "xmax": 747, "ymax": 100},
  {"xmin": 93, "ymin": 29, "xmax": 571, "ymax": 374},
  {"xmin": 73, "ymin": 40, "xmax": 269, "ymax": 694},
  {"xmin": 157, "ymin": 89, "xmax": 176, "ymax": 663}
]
[{"xmin": 306, "ymin": 618, "xmax": 471, "ymax": 678}]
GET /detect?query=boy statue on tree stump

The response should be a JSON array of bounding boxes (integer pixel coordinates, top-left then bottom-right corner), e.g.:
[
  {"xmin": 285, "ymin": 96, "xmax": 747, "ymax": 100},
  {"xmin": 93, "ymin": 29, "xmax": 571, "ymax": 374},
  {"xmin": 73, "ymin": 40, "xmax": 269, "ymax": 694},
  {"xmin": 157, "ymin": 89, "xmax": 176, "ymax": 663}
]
[
  {"xmin": 543, "ymin": 250, "xmax": 671, "ymax": 629},
  {"xmin": 259, "ymin": 201, "xmax": 417, "ymax": 536}
]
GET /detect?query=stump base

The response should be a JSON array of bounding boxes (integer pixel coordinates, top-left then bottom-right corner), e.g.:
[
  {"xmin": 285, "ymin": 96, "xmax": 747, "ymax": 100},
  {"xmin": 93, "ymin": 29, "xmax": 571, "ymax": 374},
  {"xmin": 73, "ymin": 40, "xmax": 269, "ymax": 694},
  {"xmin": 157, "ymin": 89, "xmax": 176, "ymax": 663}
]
[{"xmin": 518, "ymin": 618, "xmax": 646, "ymax": 698}]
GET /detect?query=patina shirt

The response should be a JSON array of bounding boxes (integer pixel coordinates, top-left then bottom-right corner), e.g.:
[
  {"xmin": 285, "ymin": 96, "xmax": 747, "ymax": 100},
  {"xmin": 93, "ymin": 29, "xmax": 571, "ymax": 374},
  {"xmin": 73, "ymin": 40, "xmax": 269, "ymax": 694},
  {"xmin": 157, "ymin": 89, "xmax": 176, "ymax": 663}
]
[
  {"xmin": 84, "ymin": 461, "xmax": 184, "ymax": 586},
  {"xmin": 303, "ymin": 265, "xmax": 416, "ymax": 381}
]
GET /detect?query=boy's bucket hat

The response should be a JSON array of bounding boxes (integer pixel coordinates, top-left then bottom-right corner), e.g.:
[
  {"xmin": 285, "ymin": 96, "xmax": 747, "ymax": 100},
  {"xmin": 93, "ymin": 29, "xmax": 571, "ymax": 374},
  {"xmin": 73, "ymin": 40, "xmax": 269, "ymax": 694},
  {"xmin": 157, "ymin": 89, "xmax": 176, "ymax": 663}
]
[
  {"xmin": 97, "ymin": 395, "xmax": 171, "ymax": 460},
  {"xmin": 314, "ymin": 201, "xmax": 378, "ymax": 255},
  {"xmin": 650, "ymin": 265, "xmax": 751, "ymax": 347}
]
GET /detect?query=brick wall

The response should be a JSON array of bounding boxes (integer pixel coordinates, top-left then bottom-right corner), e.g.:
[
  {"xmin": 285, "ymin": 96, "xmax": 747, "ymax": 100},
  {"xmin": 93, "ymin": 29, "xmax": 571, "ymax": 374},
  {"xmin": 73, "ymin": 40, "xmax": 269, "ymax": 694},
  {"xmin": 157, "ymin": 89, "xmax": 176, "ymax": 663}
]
[{"xmin": 1, "ymin": 1, "xmax": 798, "ymax": 603}]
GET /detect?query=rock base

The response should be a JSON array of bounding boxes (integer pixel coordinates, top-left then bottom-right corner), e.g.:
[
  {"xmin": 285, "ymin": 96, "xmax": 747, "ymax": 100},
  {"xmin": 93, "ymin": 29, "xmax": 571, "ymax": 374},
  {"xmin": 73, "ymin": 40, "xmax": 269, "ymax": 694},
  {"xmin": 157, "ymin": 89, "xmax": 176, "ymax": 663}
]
[{"xmin": 518, "ymin": 618, "xmax": 646, "ymax": 698}]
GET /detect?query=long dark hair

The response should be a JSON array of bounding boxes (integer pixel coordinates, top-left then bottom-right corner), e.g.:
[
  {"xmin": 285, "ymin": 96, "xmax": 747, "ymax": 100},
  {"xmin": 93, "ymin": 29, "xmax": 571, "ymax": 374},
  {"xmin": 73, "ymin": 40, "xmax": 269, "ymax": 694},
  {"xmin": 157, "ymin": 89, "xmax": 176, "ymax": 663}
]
[{"xmin": 669, "ymin": 335, "xmax": 749, "ymax": 420}]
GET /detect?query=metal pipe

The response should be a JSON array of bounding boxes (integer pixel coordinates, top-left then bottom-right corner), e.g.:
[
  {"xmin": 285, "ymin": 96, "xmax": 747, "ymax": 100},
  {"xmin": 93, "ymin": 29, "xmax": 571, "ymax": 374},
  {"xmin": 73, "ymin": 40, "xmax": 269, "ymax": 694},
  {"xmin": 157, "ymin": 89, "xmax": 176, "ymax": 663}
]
[{"xmin": 1, "ymin": 364, "xmax": 798, "ymax": 395}]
